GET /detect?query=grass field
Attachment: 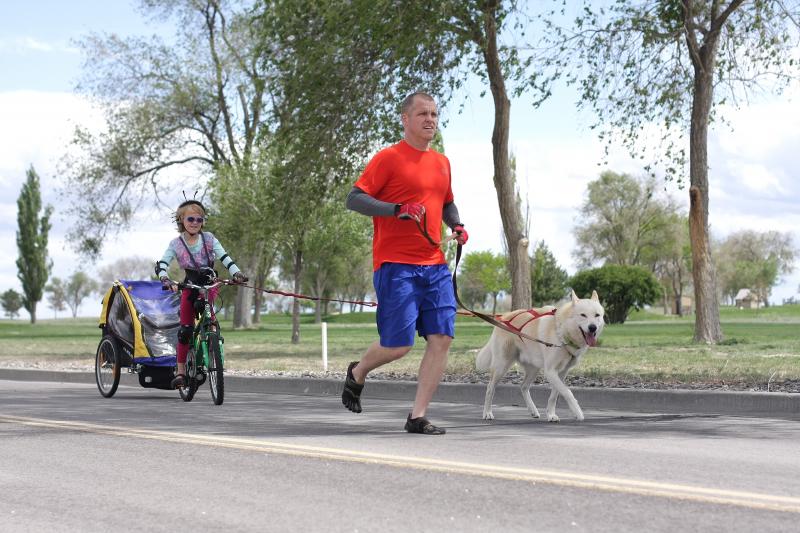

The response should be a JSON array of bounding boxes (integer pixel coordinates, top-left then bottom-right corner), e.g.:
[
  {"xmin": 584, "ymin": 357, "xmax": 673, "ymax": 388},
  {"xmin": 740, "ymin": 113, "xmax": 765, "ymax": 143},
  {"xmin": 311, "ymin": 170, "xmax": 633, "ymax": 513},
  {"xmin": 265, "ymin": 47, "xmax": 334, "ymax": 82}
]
[{"xmin": 1, "ymin": 306, "xmax": 799, "ymax": 386}]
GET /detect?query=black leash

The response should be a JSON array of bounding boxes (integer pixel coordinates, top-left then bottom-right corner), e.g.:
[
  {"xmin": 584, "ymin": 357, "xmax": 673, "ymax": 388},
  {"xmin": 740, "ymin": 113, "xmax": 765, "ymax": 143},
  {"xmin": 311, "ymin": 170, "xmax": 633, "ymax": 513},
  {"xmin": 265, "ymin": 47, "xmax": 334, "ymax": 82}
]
[{"xmin": 451, "ymin": 243, "xmax": 563, "ymax": 349}]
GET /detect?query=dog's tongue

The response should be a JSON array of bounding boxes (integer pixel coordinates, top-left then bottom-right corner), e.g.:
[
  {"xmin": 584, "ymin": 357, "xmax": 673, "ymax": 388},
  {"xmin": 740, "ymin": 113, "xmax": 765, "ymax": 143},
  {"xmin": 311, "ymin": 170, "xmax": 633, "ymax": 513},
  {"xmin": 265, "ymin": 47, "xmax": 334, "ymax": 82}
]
[{"xmin": 585, "ymin": 332, "xmax": 597, "ymax": 347}]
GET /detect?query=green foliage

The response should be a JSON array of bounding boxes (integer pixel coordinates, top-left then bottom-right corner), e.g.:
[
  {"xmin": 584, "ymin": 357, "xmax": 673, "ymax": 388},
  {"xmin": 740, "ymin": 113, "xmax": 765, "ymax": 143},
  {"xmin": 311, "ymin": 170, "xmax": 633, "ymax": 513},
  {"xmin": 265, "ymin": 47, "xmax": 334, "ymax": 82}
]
[
  {"xmin": 715, "ymin": 230, "xmax": 797, "ymax": 305},
  {"xmin": 459, "ymin": 250, "xmax": 510, "ymax": 314},
  {"xmin": 16, "ymin": 166, "xmax": 53, "ymax": 324},
  {"xmin": 1, "ymin": 289, "xmax": 23, "ymax": 319},
  {"xmin": 44, "ymin": 278, "xmax": 67, "ymax": 319},
  {"xmin": 554, "ymin": 0, "xmax": 800, "ymax": 183},
  {"xmin": 570, "ymin": 264, "xmax": 661, "ymax": 324},
  {"xmin": 530, "ymin": 241, "xmax": 568, "ymax": 306},
  {"xmin": 64, "ymin": 1, "xmax": 272, "ymax": 257},
  {"xmin": 297, "ymin": 189, "xmax": 373, "ymax": 320},
  {"xmin": 573, "ymin": 170, "xmax": 684, "ymax": 269},
  {"xmin": 64, "ymin": 272, "xmax": 98, "ymax": 319}
]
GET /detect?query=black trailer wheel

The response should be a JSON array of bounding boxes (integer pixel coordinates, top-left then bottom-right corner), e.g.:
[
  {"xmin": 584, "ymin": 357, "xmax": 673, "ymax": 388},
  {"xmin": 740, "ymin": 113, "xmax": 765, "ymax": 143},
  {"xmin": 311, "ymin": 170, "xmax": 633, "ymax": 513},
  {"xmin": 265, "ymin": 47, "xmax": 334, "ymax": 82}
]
[
  {"xmin": 207, "ymin": 333, "xmax": 224, "ymax": 405},
  {"xmin": 95, "ymin": 335, "xmax": 121, "ymax": 398},
  {"xmin": 179, "ymin": 348, "xmax": 197, "ymax": 402}
]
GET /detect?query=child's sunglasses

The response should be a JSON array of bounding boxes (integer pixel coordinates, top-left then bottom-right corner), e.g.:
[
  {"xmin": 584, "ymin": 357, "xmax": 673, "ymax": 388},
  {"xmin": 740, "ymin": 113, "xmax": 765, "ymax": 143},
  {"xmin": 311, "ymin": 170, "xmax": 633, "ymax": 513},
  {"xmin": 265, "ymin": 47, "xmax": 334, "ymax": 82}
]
[{"xmin": 185, "ymin": 216, "xmax": 204, "ymax": 224}]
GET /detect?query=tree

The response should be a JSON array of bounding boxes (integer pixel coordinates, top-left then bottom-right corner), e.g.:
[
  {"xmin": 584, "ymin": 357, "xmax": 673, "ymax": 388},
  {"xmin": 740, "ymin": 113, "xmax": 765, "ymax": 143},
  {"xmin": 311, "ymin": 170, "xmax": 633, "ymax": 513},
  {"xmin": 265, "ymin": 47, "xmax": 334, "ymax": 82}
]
[
  {"xmin": 1, "ymin": 289, "xmax": 23, "ymax": 319},
  {"xmin": 63, "ymin": 0, "xmax": 272, "ymax": 260},
  {"xmin": 570, "ymin": 265, "xmax": 661, "ymax": 324},
  {"xmin": 459, "ymin": 250, "xmax": 510, "ymax": 315},
  {"xmin": 16, "ymin": 166, "xmax": 53, "ymax": 324},
  {"xmin": 208, "ymin": 160, "xmax": 280, "ymax": 328},
  {"xmin": 65, "ymin": 0, "xmax": 282, "ymax": 328},
  {"xmin": 64, "ymin": 272, "xmax": 98, "ymax": 319},
  {"xmin": 530, "ymin": 241, "xmax": 568, "ymax": 306},
  {"xmin": 716, "ymin": 230, "xmax": 796, "ymax": 305},
  {"xmin": 556, "ymin": 1, "xmax": 800, "ymax": 342},
  {"xmin": 256, "ymin": 0, "xmax": 560, "ymax": 310},
  {"xmin": 97, "ymin": 256, "xmax": 156, "ymax": 287},
  {"xmin": 654, "ymin": 215, "xmax": 693, "ymax": 315},
  {"xmin": 45, "ymin": 278, "xmax": 68, "ymax": 319},
  {"xmin": 573, "ymin": 171, "xmax": 683, "ymax": 270},
  {"xmin": 299, "ymin": 199, "xmax": 372, "ymax": 323}
]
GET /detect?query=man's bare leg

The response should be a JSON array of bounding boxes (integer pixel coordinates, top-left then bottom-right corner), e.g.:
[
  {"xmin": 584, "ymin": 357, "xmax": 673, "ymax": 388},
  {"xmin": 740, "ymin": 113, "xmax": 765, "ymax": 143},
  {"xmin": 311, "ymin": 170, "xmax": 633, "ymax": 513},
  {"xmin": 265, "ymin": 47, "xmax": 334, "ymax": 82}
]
[
  {"xmin": 351, "ymin": 341, "xmax": 412, "ymax": 383},
  {"xmin": 410, "ymin": 334, "xmax": 451, "ymax": 419}
]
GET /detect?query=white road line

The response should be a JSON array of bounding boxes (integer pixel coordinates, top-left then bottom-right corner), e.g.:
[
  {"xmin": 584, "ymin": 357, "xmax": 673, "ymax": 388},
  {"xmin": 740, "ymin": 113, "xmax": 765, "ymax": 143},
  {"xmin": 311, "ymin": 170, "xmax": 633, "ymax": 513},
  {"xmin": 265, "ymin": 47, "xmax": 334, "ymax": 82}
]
[{"xmin": 3, "ymin": 413, "xmax": 800, "ymax": 514}]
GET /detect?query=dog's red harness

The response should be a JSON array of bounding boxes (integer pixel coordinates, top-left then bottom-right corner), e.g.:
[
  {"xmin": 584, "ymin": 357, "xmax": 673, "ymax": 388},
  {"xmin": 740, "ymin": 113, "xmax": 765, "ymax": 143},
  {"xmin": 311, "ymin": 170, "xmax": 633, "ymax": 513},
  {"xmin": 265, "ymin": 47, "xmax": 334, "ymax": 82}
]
[
  {"xmin": 450, "ymin": 243, "xmax": 570, "ymax": 348},
  {"xmin": 498, "ymin": 308, "xmax": 557, "ymax": 334}
]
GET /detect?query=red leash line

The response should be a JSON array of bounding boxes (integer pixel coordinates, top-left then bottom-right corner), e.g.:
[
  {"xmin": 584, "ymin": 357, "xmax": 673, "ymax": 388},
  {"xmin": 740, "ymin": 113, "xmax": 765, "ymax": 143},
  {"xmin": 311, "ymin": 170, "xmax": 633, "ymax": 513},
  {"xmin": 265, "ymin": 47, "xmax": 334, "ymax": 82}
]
[
  {"xmin": 451, "ymin": 243, "xmax": 562, "ymax": 348},
  {"xmin": 239, "ymin": 284, "xmax": 378, "ymax": 307}
]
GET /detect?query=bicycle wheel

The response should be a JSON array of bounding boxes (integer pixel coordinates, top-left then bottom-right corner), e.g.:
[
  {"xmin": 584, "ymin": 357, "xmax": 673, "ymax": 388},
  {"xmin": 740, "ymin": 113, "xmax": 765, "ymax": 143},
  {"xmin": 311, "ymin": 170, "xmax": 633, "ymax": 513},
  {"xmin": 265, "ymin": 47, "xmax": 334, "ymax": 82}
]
[
  {"xmin": 207, "ymin": 332, "xmax": 224, "ymax": 405},
  {"xmin": 179, "ymin": 347, "xmax": 197, "ymax": 402},
  {"xmin": 95, "ymin": 335, "xmax": 120, "ymax": 398}
]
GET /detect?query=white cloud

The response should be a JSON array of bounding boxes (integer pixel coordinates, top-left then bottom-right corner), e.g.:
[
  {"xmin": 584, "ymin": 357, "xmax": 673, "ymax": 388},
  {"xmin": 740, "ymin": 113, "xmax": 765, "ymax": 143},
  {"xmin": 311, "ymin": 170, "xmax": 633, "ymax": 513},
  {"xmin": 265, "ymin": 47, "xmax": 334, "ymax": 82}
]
[
  {"xmin": 728, "ymin": 163, "xmax": 787, "ymax": 196},
  {"xmin": 0, "ymin": 91, "xmax": 103, "ymax": 191},
  {"xmin": 0, "ymin": 37, "xmax": 78, "ymax": 54},
  {"xmin": 716, "ymin": 95, "xmax": 800, "ymax": 160}
]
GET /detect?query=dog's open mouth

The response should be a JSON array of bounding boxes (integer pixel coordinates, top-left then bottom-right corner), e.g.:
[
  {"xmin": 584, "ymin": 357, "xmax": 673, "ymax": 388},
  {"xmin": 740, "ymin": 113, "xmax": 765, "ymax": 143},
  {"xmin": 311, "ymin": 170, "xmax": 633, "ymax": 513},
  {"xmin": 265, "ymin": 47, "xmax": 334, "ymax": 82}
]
[{"xmin": 580, "ymin": 327, "xmax": 598, "ymax": 347}]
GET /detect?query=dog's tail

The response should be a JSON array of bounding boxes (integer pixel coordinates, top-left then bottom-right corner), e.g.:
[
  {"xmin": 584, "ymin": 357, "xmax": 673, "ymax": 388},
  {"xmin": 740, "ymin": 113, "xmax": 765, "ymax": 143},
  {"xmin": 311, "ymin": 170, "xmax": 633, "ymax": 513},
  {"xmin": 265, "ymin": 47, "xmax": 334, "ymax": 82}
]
[{"xmin": 475, "ymin": 337, "xmax": 494, "ymax": 372}]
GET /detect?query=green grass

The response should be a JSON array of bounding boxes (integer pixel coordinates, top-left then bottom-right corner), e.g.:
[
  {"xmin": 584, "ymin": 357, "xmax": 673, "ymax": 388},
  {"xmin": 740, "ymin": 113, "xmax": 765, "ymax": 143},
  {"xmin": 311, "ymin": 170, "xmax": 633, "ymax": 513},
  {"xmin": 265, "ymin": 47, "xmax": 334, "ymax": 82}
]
[{"xmin": 1, "ymin": 306, "xmax": 799, "ymax": 385}]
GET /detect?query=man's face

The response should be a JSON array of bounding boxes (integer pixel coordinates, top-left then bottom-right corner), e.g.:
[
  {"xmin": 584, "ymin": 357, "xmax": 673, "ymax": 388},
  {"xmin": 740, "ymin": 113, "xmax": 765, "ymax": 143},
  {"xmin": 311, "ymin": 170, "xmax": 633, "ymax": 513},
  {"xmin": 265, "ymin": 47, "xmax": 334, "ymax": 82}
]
[{"xmin": 402, "ymin": 96, "xmax": 438, "ymax": 143}]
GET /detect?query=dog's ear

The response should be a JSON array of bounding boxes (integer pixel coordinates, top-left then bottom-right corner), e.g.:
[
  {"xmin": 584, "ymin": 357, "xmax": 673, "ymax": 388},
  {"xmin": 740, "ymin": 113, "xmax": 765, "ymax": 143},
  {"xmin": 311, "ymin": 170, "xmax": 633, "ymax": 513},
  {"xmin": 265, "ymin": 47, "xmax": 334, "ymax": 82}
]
[
  {"xmin": 571, "ymin": 290, "xmax": 578, "ymax": 303},
  {"xmin": 591, "ymin": 290, "xmax": 599, "ymax": 302}
]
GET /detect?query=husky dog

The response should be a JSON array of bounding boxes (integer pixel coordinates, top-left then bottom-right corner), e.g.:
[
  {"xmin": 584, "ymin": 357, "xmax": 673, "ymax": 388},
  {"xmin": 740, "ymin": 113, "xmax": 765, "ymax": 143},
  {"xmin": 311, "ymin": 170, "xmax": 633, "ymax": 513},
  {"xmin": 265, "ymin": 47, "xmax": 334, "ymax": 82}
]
[{"xmin": 475, "ymin": 290, "xmax": 604, "ymax": 422}]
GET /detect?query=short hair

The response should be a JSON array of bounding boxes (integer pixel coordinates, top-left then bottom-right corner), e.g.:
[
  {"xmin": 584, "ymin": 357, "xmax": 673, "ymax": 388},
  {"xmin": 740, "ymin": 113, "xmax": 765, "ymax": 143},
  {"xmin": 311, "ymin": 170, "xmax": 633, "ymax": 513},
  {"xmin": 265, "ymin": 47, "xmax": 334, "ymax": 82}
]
[
  {"xmin": 401, "ymin": 92, "xmax": 435, "ymax": 115},
  {"xmin": 175, "ymin": 202, "xmax": 206, "ymax": 233}
]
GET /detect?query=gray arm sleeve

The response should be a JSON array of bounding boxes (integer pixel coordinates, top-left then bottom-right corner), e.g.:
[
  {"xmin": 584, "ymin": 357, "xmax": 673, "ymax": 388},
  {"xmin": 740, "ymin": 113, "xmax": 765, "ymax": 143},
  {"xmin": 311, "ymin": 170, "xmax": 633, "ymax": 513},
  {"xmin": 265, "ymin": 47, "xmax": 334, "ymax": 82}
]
[
  {"xmin": 345, "ymin": 187, "xmax": 397, "ymax": 217},
  {"xmin": 442, "ymin": 202, "xmax": 462, "ymax": 229}
]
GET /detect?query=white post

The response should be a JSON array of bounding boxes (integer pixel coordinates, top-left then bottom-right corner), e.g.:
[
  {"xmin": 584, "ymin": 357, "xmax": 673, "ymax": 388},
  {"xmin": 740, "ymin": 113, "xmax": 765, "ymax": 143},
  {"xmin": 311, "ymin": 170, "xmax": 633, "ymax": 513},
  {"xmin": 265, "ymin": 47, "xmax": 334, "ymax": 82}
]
[{"xmin": 321, "ymin": 321, "xmax": 328, "ymax": 371}]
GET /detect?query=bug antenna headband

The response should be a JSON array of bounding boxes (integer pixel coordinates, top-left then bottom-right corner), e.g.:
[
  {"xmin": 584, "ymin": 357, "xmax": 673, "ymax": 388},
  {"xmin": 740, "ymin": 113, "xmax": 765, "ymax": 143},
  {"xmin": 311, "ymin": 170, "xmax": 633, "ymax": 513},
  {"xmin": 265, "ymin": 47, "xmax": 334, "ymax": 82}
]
[{"xmin": 178, "ymin": 190, "xmax": 206, "ymax": 212}]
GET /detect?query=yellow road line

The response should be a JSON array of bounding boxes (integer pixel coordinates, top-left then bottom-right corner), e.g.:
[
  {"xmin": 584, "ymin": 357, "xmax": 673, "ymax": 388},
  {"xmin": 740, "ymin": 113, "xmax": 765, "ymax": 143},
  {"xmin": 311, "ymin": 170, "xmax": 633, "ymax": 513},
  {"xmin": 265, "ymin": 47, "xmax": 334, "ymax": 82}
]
[{"xmin": 3, "ymin": 413, "xmax": 800, "ymax": 514}]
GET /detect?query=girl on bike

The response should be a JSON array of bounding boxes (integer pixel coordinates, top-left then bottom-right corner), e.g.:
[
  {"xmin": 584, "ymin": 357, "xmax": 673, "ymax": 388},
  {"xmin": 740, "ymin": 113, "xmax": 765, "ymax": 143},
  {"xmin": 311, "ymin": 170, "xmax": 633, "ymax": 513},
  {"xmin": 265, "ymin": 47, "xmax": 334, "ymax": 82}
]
[{"xmin": 155, "ymin": 199, "xmax": 247, "ymax": 389}]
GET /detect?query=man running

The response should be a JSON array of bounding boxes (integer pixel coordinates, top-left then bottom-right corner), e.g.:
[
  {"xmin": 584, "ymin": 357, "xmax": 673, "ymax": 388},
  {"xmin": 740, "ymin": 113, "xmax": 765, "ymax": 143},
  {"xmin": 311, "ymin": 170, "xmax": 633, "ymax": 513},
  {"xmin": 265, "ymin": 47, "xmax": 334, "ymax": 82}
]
[{"xmin": 342, "ymin": 91, "xmax": 468, "ymax": 435}]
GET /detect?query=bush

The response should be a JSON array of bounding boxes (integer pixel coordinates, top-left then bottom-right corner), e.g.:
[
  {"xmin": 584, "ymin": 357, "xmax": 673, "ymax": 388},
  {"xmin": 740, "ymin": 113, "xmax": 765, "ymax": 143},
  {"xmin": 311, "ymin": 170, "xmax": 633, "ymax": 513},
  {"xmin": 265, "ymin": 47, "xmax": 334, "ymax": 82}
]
[{"xmin": 570, "ymin": 265, "xmax": 661, "ymax": 324}]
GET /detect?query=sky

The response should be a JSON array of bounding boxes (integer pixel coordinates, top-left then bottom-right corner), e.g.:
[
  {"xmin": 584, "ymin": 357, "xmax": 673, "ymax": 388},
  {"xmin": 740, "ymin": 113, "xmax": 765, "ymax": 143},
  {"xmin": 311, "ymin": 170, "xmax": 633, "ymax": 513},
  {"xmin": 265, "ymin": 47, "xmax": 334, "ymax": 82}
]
[{"xmin": 1, "ymin": 1, "xmax": 799, "ymax": 320}]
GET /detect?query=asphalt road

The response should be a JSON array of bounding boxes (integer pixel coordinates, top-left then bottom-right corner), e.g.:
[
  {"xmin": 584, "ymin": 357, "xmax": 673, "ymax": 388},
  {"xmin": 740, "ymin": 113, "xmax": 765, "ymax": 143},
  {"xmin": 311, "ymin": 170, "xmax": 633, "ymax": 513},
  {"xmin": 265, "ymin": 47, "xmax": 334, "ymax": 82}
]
[{"xmin": 2, "ymin": 378, "xmax": 800, "ymax": 532}]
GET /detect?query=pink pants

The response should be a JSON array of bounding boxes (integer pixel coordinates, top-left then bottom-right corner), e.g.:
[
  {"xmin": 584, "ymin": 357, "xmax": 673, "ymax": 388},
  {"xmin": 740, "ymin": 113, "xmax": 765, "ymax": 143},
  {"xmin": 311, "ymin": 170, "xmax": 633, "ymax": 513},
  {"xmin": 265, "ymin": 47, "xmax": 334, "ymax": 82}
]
[{"xmin": 177, "ymin": 287, "xmax": 218, "ymax": 364}]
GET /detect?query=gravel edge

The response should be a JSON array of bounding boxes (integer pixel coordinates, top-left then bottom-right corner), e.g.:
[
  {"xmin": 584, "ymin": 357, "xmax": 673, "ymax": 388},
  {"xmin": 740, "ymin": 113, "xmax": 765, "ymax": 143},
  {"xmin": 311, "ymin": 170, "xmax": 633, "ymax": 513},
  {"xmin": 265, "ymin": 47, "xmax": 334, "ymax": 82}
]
[{"xmin": 1, "ymin": 360, "xmax": 798, "ymax": 393}]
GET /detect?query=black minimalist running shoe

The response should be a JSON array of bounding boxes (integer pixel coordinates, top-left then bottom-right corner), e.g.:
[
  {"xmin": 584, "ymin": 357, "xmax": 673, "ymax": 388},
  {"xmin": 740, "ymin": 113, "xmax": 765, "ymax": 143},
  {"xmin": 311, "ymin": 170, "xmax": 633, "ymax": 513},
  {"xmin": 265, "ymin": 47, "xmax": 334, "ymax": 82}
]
[
  {"xmin": 404, "ymin": 414, "xmax": 446, "ymax": 435},
  {"xmin": 342, "ymin": 361, "xmax": 364, "ymax": 413}
]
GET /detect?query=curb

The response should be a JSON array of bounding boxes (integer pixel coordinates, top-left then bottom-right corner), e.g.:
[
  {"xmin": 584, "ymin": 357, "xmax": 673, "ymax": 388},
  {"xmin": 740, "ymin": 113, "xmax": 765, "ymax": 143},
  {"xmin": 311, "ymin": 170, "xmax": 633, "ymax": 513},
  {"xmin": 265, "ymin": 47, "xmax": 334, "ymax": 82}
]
[{"xmin": 1, "ymin": 368, "xmax": 798, "ymax": 419}]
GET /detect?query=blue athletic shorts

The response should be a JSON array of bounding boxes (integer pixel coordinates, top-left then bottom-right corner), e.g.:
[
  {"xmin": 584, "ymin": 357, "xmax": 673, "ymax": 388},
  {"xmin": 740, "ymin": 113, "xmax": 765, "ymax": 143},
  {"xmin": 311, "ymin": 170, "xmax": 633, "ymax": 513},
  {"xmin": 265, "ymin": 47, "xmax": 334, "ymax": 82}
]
[{"xmin": 373, "ymin": 262, "xmax": 456, "ymax": 347}]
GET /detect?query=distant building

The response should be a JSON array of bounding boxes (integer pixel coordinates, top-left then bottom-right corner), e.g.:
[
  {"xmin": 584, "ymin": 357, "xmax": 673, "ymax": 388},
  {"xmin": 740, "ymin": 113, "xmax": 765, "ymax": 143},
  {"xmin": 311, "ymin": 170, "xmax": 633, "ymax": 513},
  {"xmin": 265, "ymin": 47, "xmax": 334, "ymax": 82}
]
[{"xmin": 734, "ymin": 288, "xmax": 762, "ymax": 309}]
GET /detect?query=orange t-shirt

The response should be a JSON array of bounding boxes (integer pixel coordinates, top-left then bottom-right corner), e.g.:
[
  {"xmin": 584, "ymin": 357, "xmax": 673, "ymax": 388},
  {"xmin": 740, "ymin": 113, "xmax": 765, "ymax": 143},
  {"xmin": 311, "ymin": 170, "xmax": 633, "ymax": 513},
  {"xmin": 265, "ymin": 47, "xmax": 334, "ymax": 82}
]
[{"xmin": 354, "ymin": 140, "xmax": 455, "ymax": 271}]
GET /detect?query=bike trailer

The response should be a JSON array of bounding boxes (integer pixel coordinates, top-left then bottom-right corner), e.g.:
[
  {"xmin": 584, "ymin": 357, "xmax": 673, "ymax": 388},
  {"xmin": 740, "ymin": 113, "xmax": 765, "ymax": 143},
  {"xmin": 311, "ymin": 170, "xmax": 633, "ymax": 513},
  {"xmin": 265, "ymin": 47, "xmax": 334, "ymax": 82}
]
[{"xmin": 96, "ymin": 280, "xmax": 180, "ymax": 395}]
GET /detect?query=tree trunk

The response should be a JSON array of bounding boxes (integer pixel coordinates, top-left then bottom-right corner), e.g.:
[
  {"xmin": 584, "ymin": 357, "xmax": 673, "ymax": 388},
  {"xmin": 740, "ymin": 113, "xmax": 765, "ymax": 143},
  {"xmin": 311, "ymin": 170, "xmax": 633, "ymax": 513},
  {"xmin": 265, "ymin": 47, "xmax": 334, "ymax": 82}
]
[
  {"xmin": 252, "ymin": 267, "xmax": 265, "ymax": 324},
  {"xmin": 233, "ymin": 286, "xmax": 252, "ymax": 329},
  {"xmin": 688, "ymin": 43, "xmax": 723, "ymax": 343},
  {"xmin": 29, "ymin": 306, "xmax": 37, "ymax": 324},
  {"xmin": 291, "ymin": 249, "xmax": 302, "ymax": 344},
  {"xmin": 481, "ymin": 5, "xmax": 530, "ymax": 309}
]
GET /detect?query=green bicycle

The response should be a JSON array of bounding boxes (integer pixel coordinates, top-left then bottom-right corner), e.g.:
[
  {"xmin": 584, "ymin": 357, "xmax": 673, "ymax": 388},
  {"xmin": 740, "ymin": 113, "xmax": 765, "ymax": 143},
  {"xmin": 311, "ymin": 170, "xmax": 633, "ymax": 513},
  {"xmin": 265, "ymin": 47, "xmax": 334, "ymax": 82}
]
[{"xmin": 171, "ymin": 274, "xmax": 239, "ymax": 405}]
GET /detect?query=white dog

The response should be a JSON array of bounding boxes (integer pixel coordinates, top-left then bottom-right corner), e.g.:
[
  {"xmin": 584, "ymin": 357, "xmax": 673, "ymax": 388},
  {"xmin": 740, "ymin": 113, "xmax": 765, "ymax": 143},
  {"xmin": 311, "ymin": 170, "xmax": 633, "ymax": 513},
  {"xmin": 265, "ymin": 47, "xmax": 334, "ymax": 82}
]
[{"xmin": 475, "ymin": 290, "xmax": 604, "ymax": 422}]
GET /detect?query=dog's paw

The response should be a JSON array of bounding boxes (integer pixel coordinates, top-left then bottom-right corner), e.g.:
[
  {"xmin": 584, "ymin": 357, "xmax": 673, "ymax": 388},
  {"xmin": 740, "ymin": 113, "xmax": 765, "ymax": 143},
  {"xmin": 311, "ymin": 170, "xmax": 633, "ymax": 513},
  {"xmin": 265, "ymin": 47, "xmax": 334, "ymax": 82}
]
[
  {"xmin": 575, "ymin": 413, "xmax": 585, "ymax": 422},
  {"xmin": 482, "ymin": 411, "xmax": 495, "ymax": 420},
  {"xmin": 530, "ymin": 409, "xmax": 541, "ymax": 418},
  {"xmin": 547, "ymin": 413, "xmax": 560, "ymax": 423}
]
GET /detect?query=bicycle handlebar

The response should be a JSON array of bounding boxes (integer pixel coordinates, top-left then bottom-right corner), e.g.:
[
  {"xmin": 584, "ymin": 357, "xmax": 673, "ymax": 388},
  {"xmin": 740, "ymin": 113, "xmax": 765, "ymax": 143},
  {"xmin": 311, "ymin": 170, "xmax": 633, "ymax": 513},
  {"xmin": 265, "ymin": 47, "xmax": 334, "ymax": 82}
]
[{"xmin": 161, "ymin": 278, "xmax": 243, "ymax": 292}]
